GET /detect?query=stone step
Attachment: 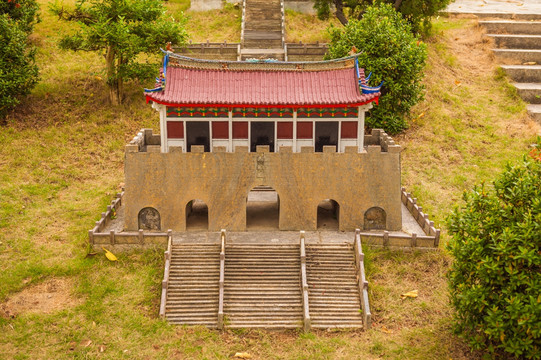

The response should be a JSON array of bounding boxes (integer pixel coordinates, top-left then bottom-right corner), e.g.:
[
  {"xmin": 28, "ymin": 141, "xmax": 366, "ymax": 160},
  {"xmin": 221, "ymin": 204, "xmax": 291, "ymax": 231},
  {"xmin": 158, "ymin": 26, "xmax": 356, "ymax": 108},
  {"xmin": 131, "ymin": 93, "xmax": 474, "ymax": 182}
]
[
  {"xmin": 527, "ymin": 104, "xmax": 541, "ymax": 123},
  {"xmin": 488, "ymin": 34, "xmax": 541, "ymax": 49},
  {"xmin": 226, "ymin": 323, "xmax": 300, "ymax": 329},
  {"xmin": 501, "ymin": 65, "xmax": 541, "ymax": 82},
  {"xmin": 480, "ymin": 20, "xmax": 541, "ymax": 35},
  {"xmin": 514, "ymin": 82, "xmax": 541, "ymax": 103},
  {"xmin": 493, "ymin": 49, "xmax": 541, "ymax": 65}
]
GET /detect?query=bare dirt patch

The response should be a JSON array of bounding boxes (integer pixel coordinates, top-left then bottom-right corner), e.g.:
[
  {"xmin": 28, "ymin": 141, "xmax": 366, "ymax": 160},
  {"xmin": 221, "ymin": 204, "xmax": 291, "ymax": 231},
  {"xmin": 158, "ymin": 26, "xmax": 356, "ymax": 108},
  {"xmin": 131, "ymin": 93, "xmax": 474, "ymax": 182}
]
[{"xmin": 0, "ymin": 278, "xmax": 79, "ymax": 318}]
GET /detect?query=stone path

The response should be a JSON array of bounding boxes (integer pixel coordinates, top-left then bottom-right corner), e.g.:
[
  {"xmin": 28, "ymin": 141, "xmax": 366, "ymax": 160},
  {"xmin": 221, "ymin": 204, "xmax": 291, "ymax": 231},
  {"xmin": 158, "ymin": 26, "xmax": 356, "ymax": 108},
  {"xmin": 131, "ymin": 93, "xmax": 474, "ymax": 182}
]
[
  {"xmin": 447, "ymin": 0, "xmax": 541, "ymax": 19},
  {"xmin": 447, "ymin": 0, "xmax": 541, "ymax": 123}
]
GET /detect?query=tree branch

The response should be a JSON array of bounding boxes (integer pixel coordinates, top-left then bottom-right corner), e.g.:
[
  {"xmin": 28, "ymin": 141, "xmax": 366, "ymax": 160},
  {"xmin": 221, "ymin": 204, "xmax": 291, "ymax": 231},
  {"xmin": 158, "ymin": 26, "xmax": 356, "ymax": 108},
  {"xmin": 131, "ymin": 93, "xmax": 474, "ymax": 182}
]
[
  {"xmin": 333, "ymin": 0, "xmax": 348, "ymax": 25},
  {"xmin": 394, "ymin": 0, "xmax": 403, "ymax": 10}
]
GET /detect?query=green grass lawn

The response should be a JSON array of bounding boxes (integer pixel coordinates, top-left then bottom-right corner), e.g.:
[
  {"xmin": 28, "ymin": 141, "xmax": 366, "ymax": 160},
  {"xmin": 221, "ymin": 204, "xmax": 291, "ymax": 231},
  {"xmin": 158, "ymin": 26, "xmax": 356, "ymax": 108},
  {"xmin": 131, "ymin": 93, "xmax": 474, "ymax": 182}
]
[{"xmin": 0, "ymin": 1, "xmax": 539, "ymax": 358}]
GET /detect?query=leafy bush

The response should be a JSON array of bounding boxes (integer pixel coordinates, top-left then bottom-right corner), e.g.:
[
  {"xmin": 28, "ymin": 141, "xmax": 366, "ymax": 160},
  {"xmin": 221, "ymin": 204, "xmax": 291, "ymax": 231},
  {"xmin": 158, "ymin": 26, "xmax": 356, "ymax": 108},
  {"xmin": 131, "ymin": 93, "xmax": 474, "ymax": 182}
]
[
  {"xmin": 314, "ymin": 0, "xmax": 451, "ymax": 34},
  {"xmin": 326, "ymin": 4, "xmax": 427, "ymax": 134},
  {"xmin": 0, "ymin": 0, "xmax": 40, "ymax": 33},
  {"xmin": 447, "ymin": 143, "xmax": 541, "ymax": 359},
  {"xmin": 0, "ymin": 13, "xmax": 39, "ymax": 119}
]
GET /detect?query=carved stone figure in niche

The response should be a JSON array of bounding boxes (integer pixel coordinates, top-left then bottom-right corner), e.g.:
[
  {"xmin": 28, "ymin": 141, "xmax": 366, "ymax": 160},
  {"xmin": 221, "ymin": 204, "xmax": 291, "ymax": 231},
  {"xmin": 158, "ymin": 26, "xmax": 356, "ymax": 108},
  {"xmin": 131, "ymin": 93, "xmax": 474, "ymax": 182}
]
[
  {"xmin": 364, "ymin": 207, "xmax": 386, "ymax": 230},
  {"xmin": 139, "ymin": 207, "xmax": 161, "ymax": 230}
]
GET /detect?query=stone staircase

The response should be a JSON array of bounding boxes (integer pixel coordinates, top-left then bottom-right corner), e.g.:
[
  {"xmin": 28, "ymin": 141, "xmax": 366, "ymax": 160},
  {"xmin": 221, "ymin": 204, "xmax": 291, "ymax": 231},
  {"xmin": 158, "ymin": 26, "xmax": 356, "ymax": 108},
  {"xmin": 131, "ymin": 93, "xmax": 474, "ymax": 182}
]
[
  {"xmin": 241, "ymin": 0, "xmax": 285, "ymax": 60},
  {"xmin": 165, "ymin": 243, "xmax": 221, "ymax": 327},
  {"xmin": 481, "ymin": 19, "xmax": 541, "ymax": 123},
  {"xmin": 161, "ymin": 231, "xmax": 372, "ymax": 330},
  {"xmin": 224, "ymin": 244, "xmax": 303, "ymax": 328},
  {"xmin": 306, "ymin": 244, "xmax": 364, "ymax": 329}
]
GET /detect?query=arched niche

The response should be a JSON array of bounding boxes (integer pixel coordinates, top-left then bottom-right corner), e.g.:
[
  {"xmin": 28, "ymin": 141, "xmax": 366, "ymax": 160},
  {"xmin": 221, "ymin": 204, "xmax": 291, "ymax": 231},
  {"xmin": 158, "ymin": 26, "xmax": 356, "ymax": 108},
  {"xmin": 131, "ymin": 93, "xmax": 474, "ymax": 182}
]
[
  {"xmin": 364, "ymin": 207, "xmax": 386, "ymax": 230},
  {"xmin": 138, "ymin": 207, "xmax": 161, "ymax": 230}
]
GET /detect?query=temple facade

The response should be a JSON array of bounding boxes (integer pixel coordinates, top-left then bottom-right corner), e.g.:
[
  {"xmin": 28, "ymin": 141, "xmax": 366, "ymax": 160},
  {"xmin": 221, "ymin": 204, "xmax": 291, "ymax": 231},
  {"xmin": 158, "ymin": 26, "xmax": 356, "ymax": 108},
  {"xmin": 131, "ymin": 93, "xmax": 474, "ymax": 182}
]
[{"xmin": 123, "ymin": 53, "xmax": 402, "ymax": 232}]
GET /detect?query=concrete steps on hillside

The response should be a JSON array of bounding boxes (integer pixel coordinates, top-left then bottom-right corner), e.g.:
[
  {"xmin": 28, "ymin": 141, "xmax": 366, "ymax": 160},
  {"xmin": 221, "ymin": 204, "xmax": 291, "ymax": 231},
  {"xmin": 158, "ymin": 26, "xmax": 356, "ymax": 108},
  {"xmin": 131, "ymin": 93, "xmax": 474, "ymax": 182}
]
[
  {"xmin": 306, "ymin": 244, "xmax": 363, "ymax": 329},
  {"xmin": 480, "ymin": 20, "xmax": 541, "ymax": 34},
  {"xmin": 165, "ymin": 244, "xmax": 220, "ymax": 327},
  {"xmin": 501, "ymin": 65, "xmax": 541, "ymax": 82},
  {"xmin": 487, "ymin": 34, "xmax": 541, "ymax": 49},
  {"xmin": 527, "ymin": 104, "xmax": 541, "ymax": 122},
  {"xmin": 479, "ymin": 19, "xmax": 541, "ymax": 124},
  {"xmin": 514, "ymin": 83, "xmax": 541, "ymax": 104},
  {"xmin": 224, "ymin": 245, "xmax": 303, "ymax": 329},
  {"xmin": 240, "ymin": 48, "xmax": 285, "ymax": 61},
  {"xmin": 493, "ymin": 49, "xmax": 541, "ymax": 65},
  {"xmin": 241, "ymin": 0, "xmax": 284, "ymax": 55}
]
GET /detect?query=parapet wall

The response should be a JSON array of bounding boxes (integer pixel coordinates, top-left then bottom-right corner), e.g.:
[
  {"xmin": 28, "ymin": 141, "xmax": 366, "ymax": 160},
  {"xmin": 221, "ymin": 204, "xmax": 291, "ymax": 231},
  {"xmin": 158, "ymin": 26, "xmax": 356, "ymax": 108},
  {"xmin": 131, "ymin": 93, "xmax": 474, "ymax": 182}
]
[{"xmin": 124, "ymin": 129, "xmax": 401, "ymax": 232}]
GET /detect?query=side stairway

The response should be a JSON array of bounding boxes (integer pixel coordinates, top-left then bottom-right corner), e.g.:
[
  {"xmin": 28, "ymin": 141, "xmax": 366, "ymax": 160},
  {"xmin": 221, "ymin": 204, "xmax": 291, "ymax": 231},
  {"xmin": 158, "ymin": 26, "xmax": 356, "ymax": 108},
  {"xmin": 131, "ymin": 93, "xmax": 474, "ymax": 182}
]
[
  {"xmin": 161, "ymin": 231, "xmax": 371, "ymax": 331},
  {"xmin": 481, "ymin": 19, "xmax": 541, "ymax": 123},
  {"xmin": 306, "ymin": 244, "xmax": 364, "ymax": 328},
  {"xmin": 164, "ymin": 243, "xmax": 221, "ymax": 327}
]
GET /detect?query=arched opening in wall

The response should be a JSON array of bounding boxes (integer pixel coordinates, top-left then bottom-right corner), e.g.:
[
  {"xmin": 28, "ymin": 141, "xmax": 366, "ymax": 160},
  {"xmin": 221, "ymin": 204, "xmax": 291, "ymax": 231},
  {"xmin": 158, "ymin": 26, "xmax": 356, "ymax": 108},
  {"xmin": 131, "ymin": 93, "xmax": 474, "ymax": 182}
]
[
  {"xmin": 138, "ymin": 207, "xmax": 161, "ymax": 231},
  {"xmin": 317, "ymin": 199, "xmax": 339, "ymax": 230},
  {"xmin": 246, "ymin": 186, "xmax": 279, "ymax": 230},
  {"xmin": 364, "ymin": 207, "xmax": 386, "ymax": 230},
  {"xmin": 186, "ymin": 200, "xmax": 208, "ymax": 230}
]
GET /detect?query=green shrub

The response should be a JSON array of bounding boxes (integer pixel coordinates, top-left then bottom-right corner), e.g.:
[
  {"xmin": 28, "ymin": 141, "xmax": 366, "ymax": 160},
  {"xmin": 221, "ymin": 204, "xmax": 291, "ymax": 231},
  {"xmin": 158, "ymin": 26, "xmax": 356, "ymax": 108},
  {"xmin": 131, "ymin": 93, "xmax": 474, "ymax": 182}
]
[
  {"xmin": 0, "ymin": 0, "xmax": 40, "ymax": 33},
  {"xmin": 447, "ymin": 143, "xmax": 541, "ymax": 359},
  {"xmin": 0, "ymin": 13, "xmax": 39, "ymax": 119},
  {"xmin": 314, "ymin": 0, "xmax": 451, "ymax": 34},
  {"xmin": 326, "ymin": 4, "xmax": 427, "ymax": 134}
]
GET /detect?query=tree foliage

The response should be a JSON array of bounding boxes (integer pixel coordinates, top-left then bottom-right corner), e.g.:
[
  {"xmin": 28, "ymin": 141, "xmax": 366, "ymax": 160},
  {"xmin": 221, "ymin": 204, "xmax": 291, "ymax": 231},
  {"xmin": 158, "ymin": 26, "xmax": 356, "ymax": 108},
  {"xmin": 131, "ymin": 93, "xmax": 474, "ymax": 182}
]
[
  {"xmin": 51, "ymin": 0, "xmax": 187, "ymax": 104},
  {"xmin": 0, "ymin": 0, "xmax": 39, "ymax": 119},
  {"xmin": 314, "ymin": 0, "xmax": 451, "ymax": 34},
  {"xmin": 326, "ymin": 4, "xmax": 427, "ymax": 134},
  {"xmin": 447, "ymin": 142, "xmax": 541, "ymax": 359}
]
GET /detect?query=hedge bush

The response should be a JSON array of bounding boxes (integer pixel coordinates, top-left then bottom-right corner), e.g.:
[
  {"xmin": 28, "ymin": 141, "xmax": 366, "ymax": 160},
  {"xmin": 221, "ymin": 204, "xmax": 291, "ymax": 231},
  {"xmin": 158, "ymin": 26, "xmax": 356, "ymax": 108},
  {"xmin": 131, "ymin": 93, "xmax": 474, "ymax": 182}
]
[
  {"xmin": 326, "ymin": 4, "xmax": 427, "ymax": 134},
  {"xmin": 447, "ymin": 143, "xmax": 541, "ymax": 359}
]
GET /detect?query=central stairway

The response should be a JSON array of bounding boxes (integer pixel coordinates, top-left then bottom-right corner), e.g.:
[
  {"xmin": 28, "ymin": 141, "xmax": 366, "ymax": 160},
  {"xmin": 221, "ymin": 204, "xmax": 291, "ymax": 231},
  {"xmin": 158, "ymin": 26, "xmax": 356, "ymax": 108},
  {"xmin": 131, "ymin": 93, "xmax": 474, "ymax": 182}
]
[{"xmin": 224, "ymin": 244, "xmax": 303, "ymax": 328}]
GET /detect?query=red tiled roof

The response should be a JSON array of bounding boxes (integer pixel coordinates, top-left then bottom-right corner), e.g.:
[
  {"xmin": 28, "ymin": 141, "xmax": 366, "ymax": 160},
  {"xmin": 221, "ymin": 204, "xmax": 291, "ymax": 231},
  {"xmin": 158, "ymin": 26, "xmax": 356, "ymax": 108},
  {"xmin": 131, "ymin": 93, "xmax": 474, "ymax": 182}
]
[{"xmin": 145, "ymin": 66, "xmax": 379, "ymax": 108}]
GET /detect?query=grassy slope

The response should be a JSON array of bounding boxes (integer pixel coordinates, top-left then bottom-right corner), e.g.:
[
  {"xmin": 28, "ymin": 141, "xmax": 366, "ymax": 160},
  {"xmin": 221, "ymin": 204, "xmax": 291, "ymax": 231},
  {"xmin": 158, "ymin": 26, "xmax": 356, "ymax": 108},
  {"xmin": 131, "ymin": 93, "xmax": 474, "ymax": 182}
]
[{"xmin": 0, "ymin": 1, "xmax": 539, "ymax": 358}]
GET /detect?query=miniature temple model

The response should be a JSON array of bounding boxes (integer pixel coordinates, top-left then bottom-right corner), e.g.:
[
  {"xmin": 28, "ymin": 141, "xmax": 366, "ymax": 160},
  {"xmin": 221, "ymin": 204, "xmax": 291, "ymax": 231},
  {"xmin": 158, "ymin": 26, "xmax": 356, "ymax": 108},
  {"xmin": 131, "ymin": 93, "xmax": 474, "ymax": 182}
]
[{"xmin": 123, "ymin": 52, "xmax": 401, "ymax": 232}]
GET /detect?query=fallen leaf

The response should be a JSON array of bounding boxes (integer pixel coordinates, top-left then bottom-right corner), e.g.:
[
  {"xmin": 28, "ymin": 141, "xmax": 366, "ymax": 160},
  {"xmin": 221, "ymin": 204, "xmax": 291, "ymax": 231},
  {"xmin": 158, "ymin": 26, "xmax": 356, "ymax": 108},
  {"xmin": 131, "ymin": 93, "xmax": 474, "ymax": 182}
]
[
  {"xmin": 400, "ymin": 289, "xmax": 418, "ymax": 299},
  {"xmin": 234, "ymin": 352, "xmax": 253, "ymax": 359},
  {"xmin": 98, "ymin": 345, "xmax": 106, "ymax": 353},
  {"xmin": 102, "ymin": 247, "xmax": 118, "ymax": 261},
  {"xmin": 81, "ymin": 339, "xmax": 92, "ymax": 348},
  {"xmin": 380, "ymin": 325, "xmax": 393, "ymax": 334},
  {"xmin": 454, "ymin": 80, "xmax": 461, "ymax": 85},
  {"xmin": 69, "ymin": 341, "xmax": 77, "ymax": 351},
  {"xmin": 523, "ymin": 62, "xmax": 537, "ymax": 65}
]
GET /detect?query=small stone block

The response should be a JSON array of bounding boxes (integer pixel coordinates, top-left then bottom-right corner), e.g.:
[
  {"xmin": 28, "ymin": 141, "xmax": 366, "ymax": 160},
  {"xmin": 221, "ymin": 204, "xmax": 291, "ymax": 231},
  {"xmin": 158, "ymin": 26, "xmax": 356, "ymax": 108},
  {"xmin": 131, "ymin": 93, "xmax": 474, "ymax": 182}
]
[
  {"xmin": 300, "ymin": 146, "xmax": 314, "ymax": 153},
  {"xmin": 169, "ymin": 146, "xmax": 183, "ymax": 153},
  {"xmin": 235, "ymin": 146, "xmax": 249, "ymax": 153},
  {"xmin": 323, "ymin": 145, "xmax": 336, "ymax": 153},
  {"xmin": 125, "ymin": 144, "xmax": 139, "ymax": 153},
  {"xmin": 143, "ymin": 128, "xmax": 153, "ymax": 141},
  {"xmin": 213, "ymin": 146, "xmax": 226, "ymax": 152},
  {"xmin": 191, "ymin": 145, "xmax": 205, "ymax": 153},
  {"xmin": 146, "ymin": 145, "xmax": 160, "ymax": 153},
  {"xmin": 279, "ymin": 146, "xmax": 292, "ymax": 153},
  {"xmin": 366, "ymin": 145, "xmax": 381, "ymax": 154},
  {"xmin": 344, "ymin": 146, "xmax": 357, "ymax": 153},
  {"xmin": 387, "ymin": 145, "xmax": 401, "ymax": 153},
  {"xmin": 256, "ymin": 145, "xmax": 270, "ymax": 153}
]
